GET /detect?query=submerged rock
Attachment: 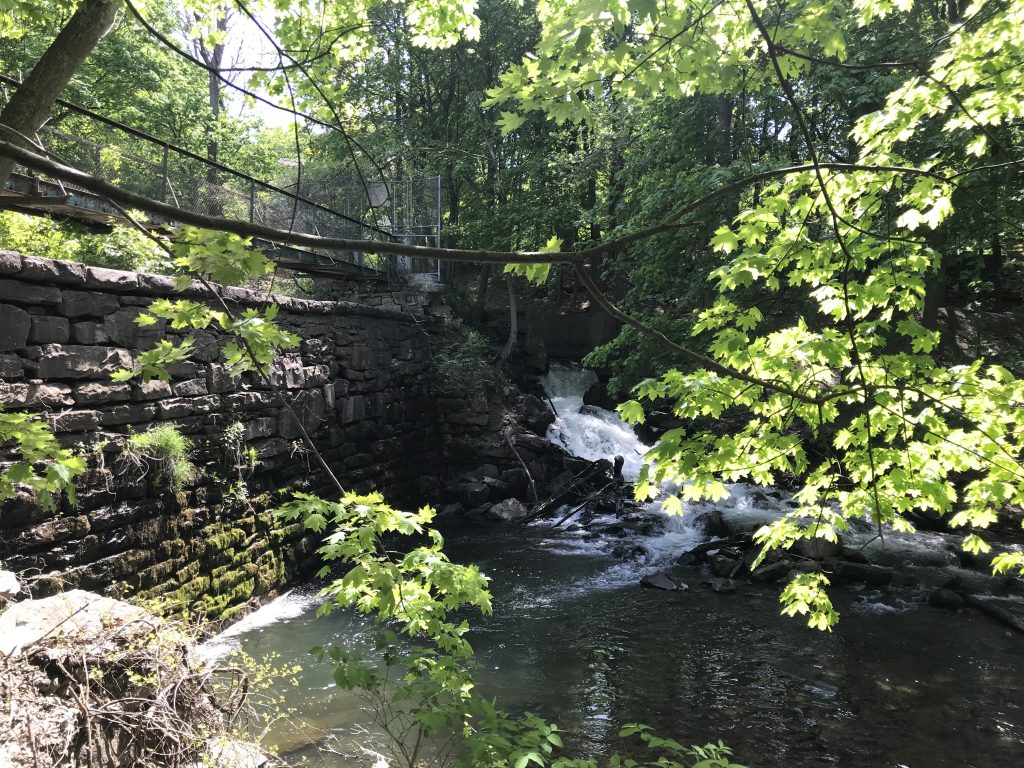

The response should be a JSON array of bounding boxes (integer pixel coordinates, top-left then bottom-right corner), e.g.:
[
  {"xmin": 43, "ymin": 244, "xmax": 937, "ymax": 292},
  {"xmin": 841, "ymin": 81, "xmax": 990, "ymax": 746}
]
[
  {"xmin": 612, "ymin": 543, "xmax": 649, "ymax": 561},
  {"xmin": 711, "ymin": 554, "xmax": 741, "ymax": 578},
  {"xmin": 676, "ymin": 551, "xmax": 701, "ymax": 568},
  {"xmin": 750, "ymin": 561, "xmax": 792, "ymax": 583},
  {"xmin": 640, "ymin": 572, "xmax": 684, "ymax": 591},
  {"xmin": 488, "ymin": 498, "xmax": 530, "ymax": 522},
  {"xmin": 929, "ymin": 587, "xmax": 967, "ymax": 611},
  {"xmin": 707, "ymin": 577, "xmax": 738, "ymax": 594},
  {"xmin": 831, "ymin": 561, "xmax": 894, "ymax": 586}
]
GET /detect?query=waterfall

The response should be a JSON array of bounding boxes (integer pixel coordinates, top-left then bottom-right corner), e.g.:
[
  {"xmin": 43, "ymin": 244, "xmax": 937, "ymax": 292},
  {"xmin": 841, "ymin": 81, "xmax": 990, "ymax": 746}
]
[
  {"xmin": 542, "ymin": 366, "xmax": 652, "ymax": 481},
  {"xmin": 540, "ymin": 364, "xmax": 709, "ymax": 572}
]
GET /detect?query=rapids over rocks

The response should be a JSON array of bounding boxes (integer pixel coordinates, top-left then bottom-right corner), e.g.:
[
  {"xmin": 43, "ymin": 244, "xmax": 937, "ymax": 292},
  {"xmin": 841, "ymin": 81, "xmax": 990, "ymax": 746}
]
[{"xmin": 205, "ymin": 365, "xmax": 1024, "ymax": 768}]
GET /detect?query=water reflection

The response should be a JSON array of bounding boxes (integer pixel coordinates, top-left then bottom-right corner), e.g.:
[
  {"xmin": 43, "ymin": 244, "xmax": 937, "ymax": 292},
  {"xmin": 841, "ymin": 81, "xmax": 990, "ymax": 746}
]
[{"xmin": 209, "ymin": 520, "xmax": 1024, "ymax": 768}]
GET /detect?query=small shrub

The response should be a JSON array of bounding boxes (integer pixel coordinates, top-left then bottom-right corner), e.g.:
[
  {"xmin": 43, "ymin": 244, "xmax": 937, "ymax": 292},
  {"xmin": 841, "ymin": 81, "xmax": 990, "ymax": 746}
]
[
  {"xmin": 124, "ymin": 425, "xmax": 196, "ymax": 493},
  {"xmin": 433, "ymin": 321, "xmax": 494, "ymax": 394}
]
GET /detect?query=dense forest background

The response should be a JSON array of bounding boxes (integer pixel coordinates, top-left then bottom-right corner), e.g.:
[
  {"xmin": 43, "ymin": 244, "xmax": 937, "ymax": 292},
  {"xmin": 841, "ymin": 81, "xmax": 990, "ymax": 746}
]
[
  {"xmin": 3, "ymin": 2, "xmax": 1024, "ymax": 766},
  {"xmin": 5, "ymin": 0, "xmax": 1020, "ymax": 396}
]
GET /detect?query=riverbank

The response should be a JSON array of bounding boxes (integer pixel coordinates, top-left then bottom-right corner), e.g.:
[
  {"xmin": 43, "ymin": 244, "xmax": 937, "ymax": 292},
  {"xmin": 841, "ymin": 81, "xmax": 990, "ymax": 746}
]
[{"xmin": 0, "ymin": 587, "xmax": 272, "ymax": 768}]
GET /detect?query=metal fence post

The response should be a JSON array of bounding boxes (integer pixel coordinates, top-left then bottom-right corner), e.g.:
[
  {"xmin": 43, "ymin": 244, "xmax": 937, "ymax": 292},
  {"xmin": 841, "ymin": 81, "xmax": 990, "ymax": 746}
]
[
  {"xmin": 248, "ymin": 180, "xmax": 255, "ymax": 223},
  {"xmin": 435, "ymin": 174, "xmax": 442, "ymax": 280}
]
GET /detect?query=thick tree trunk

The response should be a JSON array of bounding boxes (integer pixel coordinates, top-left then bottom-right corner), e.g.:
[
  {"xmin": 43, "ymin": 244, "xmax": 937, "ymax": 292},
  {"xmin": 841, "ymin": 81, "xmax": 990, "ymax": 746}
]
[
  {"xmin": 0, "ymin": 0, "xmax": 119, "ymax": 185},
  {"xmin": 195, "ymin": 8, "xmax": 228, "ymax": 170},
  {"xmin": 472, "ymin": 264, "xmax": 491, "ymax": 324},
  {"xmin": 497, "ymin": 274, "xmax": 518, "ymax": 369},
  {"xmin": 922, "ymin": 271, "xmax": 946, "ymax": 332}
]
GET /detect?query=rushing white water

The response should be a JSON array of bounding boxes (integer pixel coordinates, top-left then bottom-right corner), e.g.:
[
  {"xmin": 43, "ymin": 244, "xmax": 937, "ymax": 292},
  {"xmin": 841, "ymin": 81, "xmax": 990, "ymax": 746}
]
[
  {"xmin": 540, "ymin": 364, "xmax": 710, "ymax": 575},
  {"xmin": 201, "ymin": 588, "xmax": 319, "ymax": 661},
  {"xmin": 539, "ymin": 364, "xmax": 1000, "ymax": 592},
  {"xmin": 543, "ymin": 366, "xmax": 651, "ymax": 482}
]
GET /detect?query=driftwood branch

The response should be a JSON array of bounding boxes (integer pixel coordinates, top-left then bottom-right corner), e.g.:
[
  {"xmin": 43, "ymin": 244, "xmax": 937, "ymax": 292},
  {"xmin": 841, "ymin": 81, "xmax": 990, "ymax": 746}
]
[
  {"xmin": 504, "ymin": 431, "xmax": 539, "ymax": 505},
  {"xmin": 519, "ymin": 460, "xmax": 611, "ymax": 524},
  {"xmin": 550, "ymin": 480, "xmax": 615, "ymax": 529},
  {"xmin": 962, "ymin": 593, "xmax": 1024, "ymax": 636}
]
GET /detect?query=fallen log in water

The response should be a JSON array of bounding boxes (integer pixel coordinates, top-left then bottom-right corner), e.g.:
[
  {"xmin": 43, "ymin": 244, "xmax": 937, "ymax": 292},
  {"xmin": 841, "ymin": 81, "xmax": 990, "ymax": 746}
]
[
  {"xmin": 518, "ymin": 459, "xmax": 613, "ymax": 525},
  {"xmin": 550, "ymin": 480, "xmax": 616, "ymax": 529},
  {"xmin": 962, "ymin": 593, "xmax": 1024, "ymax": 636}
]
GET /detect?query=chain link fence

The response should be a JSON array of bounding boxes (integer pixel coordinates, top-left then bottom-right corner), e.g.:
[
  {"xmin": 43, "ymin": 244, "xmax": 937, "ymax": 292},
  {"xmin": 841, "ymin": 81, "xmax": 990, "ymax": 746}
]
[{"xmin": 0, "ymin": 77, "xmax": 442, "ymax": 279}]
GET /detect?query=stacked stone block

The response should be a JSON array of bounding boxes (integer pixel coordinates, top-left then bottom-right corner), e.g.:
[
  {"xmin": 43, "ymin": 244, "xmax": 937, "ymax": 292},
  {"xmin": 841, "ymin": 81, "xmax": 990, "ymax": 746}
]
[{"xmin": 0, "ymin": 251, "xmax": 439, "ymax": 621}]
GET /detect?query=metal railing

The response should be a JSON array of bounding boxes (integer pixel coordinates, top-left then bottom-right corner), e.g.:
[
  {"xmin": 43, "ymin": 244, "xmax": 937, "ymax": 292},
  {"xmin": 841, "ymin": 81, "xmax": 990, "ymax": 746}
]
[{"xmin": 0, "ymin": 74, "xmax": 442, "ymax": 278}]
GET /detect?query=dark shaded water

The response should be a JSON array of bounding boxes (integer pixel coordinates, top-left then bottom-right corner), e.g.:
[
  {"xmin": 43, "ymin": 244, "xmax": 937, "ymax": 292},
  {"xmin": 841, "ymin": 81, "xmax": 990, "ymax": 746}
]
[{"xmin": 207, "ymin": 518, "xmax": 1024, "ymax": 768}]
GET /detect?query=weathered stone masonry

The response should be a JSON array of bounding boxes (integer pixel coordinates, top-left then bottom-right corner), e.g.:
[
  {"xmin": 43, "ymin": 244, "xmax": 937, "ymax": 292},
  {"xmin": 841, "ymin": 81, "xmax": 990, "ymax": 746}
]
[{"xmin": 0, "ymin": 251, "xmax": 439, "ymax": 621}]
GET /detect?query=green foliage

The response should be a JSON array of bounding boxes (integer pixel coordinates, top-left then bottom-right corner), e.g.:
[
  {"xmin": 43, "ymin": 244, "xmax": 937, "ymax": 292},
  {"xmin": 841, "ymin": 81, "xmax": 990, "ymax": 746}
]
[
  {"xmin": 169, "ymin": 227, "xmax": 275, "ymax": 290},
  {"xmin": 0, "ymin": 0, "xmax": 78, "ymax": 36},
  {"xmin": 124, "ymin": 424, "xmax": 196, "ymax": 493},
  {"xmin": 278, "ymin": 492, "xmax": 501, "ymax": 766},
  {"xmin": 113, "ymin": 337, "xmax": 196, "ymax": 382},
  {"xmin": 114, "ymin": 233, "xmax": 299, "ymax": 383},
  {"xmin": 505, "ymin": 236, "xmax": 562, "ymax": 284},
  {"xmin": 484, "ymin": 0, "xmax": 1024, "ymax": 628},
  {"xmin": 608, "ymin": 726, "xmax": 744, "ymax": 768},
  {"xmin": 0, "ymin": 407, "xmax": 85, "ymax": 510},
  {"xmin": 433, "ymin": 320, "xmax": 493, "ymax": 393},
  {"xmin": 219, "ymin": 421, "xmax": 258, "ymax": 502},
  {"xmin": 0, "ymin": 212, "xmax": 172, "ymax": 273}
]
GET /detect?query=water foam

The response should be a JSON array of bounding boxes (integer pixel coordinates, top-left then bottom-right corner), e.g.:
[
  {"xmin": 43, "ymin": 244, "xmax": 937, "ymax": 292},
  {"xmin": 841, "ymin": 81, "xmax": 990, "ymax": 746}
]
[
  {"xmin": 201, "ymin": 589, "xmax": 319, "ymax": 661},
  {"xmin": 543, "ymin": 366, "xmax": 652, "ymax": 482},
  {"xmin": 540, "ymin": 365, "xmax": 707, "ymax": 579}
]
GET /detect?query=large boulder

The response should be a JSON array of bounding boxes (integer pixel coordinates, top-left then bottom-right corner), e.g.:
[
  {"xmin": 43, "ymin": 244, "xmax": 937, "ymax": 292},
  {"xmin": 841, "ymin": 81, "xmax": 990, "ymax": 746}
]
[
  {"xmin": 520, "ymin": 336, "xmax": 548, "ymax": 374},
  {"xmin": 521, "ymin": 393, "xmax": 555, "ymax": 436},
  {"xmin": 583, "ymin": 379, "xmax": 617, "ymax": 411},
  {"xmin": 456, "ymin": 481, "xmax": 491, "ymax": 508},
  {"xmin": 488, "ymin": 498, "xmax": 530, "ymax": 522},
  {"xmin": 0, "ymin": 570, "xmax": 21, "ymax": 602},
  {"xmin": 929, "ymin": 587, "xmax": 966, "ymax": 611},
  {"xmin": 792, "ymin": 535, "xmax": 842, "ymax": 561},
  {"xmin": 0, "ymin": 589, "xmax": 161, "ymax": 658}
]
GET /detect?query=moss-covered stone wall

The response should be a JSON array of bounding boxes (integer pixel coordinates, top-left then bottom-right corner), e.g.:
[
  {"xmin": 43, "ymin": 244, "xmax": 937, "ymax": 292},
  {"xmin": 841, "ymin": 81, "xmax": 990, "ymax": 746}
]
[{"xmin": 0, "ymin": 251, "xmax": 440, "ymax": 622}]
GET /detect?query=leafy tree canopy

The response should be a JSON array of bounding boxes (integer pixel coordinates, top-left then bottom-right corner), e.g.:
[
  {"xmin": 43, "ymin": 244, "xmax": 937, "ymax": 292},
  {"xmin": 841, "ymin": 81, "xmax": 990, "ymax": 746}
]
[{"xmin": 3, "ymin": 1, "xmax": 1024, "ymax": 634}]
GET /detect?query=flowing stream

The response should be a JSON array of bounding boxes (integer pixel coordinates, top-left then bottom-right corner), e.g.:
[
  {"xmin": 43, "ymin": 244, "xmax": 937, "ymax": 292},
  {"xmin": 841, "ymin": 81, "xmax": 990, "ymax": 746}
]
[{"xmin": 206, "ymin": 365, "xmax": 1024, "ymax": 768}]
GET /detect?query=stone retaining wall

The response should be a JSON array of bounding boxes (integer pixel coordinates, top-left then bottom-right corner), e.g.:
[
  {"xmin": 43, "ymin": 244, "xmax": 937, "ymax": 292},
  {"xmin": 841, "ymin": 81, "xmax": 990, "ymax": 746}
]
[{"xmin": 0, "ymin": 251, "xmax": 439, "ymax": 621}]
